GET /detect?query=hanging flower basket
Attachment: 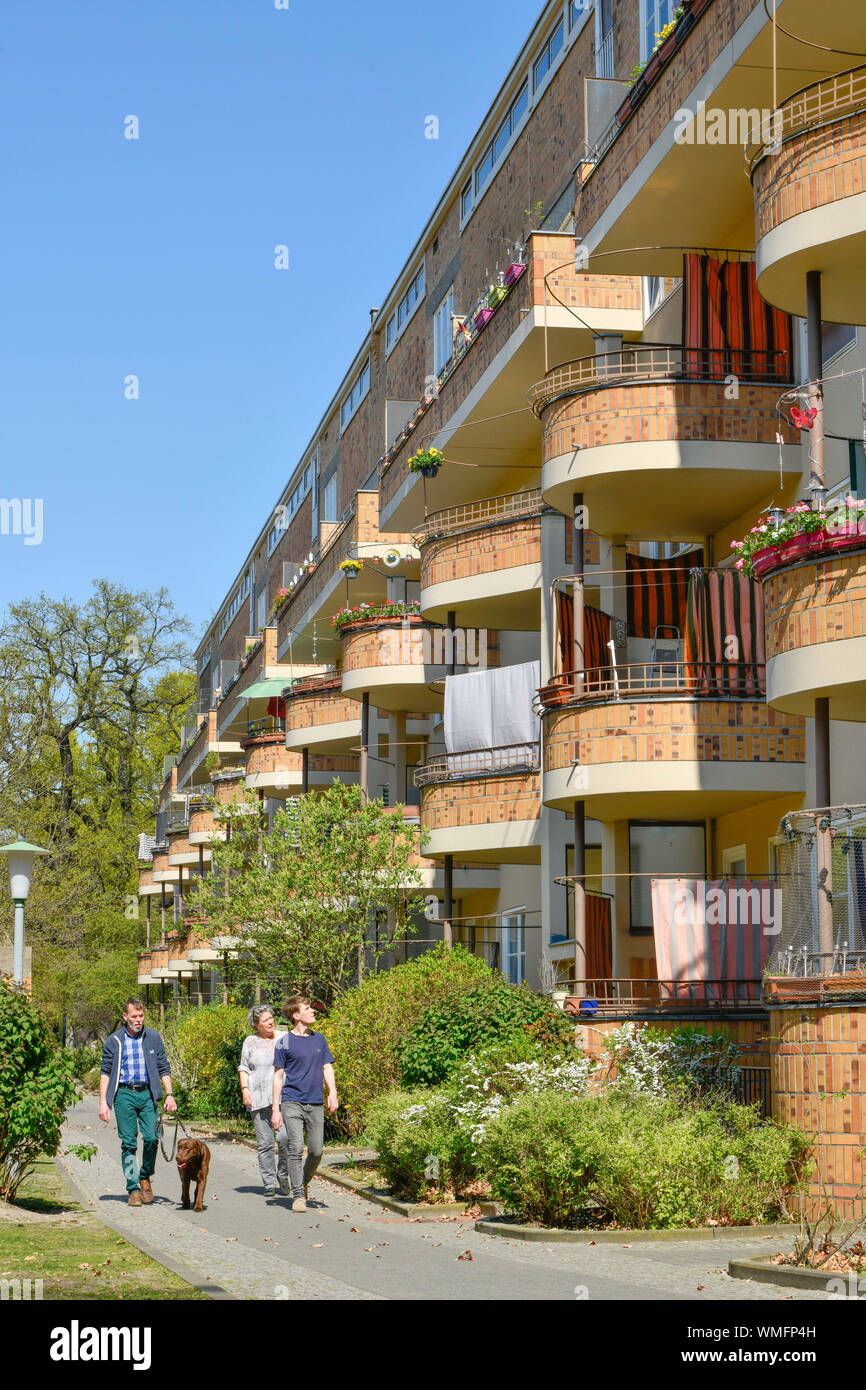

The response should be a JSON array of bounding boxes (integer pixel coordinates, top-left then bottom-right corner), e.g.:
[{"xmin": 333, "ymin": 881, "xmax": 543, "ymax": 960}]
[
  {"xmin": 339, "ymin": 558, "xmax": 363, "ymax": 577},
  {"xmin": 408, "ymin": 447, "xmax": 444, "ymax": 478}
]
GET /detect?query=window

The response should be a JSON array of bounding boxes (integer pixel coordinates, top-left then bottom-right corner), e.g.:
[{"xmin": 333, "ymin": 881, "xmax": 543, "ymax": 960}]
[
  {"xmin": 218, "ymin": 572, "xmax": 251, "ymax": 639},
  {"xmin": 433, "ymin": 286, "xmax": 455, "ymax": 375},
  {"xmin": 256, "ymin": 590, "xmax": 267, "ymax": 630},
  {"xmin": 198, "ymin": 643, "xmax": 211, "ymax": 675},
  {"xmin": 533, "ymin": 18, "xmax": 564, "ymax": 92},
  {"xmin": 722, "ymin": 845, "xmax": 748, "ymax": 879},
  {"xmin": 641, "ymin": 0, "xmax": 671, "ymax": 62},
  {"xmin": 460, "ymin": 179, "xmax": 473, "ymax": 220},
  {"xmin": 322, "ymin": 474, "xmax": 338, "ymax": 523},
  {"xmin": 501, "ymin": 912, "xmax": 526, "ymax": 985},
  {"xmin": 569, "ymin": 0, "xmax": 592, "ymax": 28},
  {"xmin": 385, "ymin": 266, "xmax": 426, "ymax": 355},
  {"xmin": 473, "ymin": 83, "xmax": 529, "ymax": 200},
  {"xmin": 849, "ymin": 441, "xmax": 866, "ymax": 498},
  {"xmin": 340, "ymin": 358, "xmax": 370, "ymax": 431},
  {"xmin": 628, "ymin": 822, "xmax": 706, "ymax": 934},
  {"xmin": 267, "ymin": 460, "xmax": 314, "ymax": 555},
  {"xmin": 595, "ymin": 0, "xmax": 614, "ymax": 77}
]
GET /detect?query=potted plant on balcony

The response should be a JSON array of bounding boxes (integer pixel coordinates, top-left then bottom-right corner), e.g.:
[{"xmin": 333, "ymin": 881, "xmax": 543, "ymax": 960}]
[
  {"xmin": 339, "ymin": 558, "xmax": 363, "ymax": 578},
  {"xmin": 408, "ymin": 446, "xmax": 444, "ymax": 479},
  {"xmin": 474, "ymin": 296, "xmax": 494, "ymax": 330},
  {"xmin": 505, "ymin": 259, "xmax": 526, "ymax": 287},
  {"xmin": 825, "ymin": 496, "xmax": 866, "ymax": 552}
]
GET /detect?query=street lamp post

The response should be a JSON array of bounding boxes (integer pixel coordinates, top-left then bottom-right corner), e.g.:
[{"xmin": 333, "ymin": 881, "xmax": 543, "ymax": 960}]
[{"xmin": 0, "ymin": 839, "xmax": 49, "ymax": 988}]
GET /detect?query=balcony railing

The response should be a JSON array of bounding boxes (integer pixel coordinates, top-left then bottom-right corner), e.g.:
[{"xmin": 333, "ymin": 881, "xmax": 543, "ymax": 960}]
[
  {"xmin": 415, "ymin": 742, "xmax": 541, "ymax": 785},
  {"xmin": 412, "ymin": 488, "xmax": 545, "ymax": 545},
  {"xmin": 746, "ymin": 62, "xmax": 866, "ymax": 173},
  {"xmin": 283, "ymin": 670, "xmax": 342, "ymax": 698},
  {"xmin": 528, "ymin": 345, "xmax": 790, "ymax": 416},
  {"xmin": 245, "ymin": 716, "xmax": 285, "ymax": 739},
  {"xmin": 561, "ymin": 978, "xmax": 764, "ymax": 1012},
  {"xmin": 537, "ymin": 662, "xmax": 766, "ymax": 708}
]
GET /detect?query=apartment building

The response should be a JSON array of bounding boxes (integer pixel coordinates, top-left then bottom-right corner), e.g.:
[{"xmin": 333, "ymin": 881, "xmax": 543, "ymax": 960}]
[{"xmin": 137, "ymin": 0, "xmax": 866, "ymax": 1211}]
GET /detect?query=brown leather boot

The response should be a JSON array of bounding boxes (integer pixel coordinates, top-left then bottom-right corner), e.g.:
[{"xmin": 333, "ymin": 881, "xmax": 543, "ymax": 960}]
[
  {"xmin": 128, "ymin": 1191, "xmax": 142, "ymax": 1207},
  {"xmin": 139, "ymin": 1179, "xmax": 154, "ymax": 1204}
]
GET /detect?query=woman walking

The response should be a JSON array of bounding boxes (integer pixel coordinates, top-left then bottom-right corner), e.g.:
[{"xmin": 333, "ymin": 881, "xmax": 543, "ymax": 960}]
[{"xmin": 238, "ymin": 1004, "xmax": 290, "ymax": 1197}]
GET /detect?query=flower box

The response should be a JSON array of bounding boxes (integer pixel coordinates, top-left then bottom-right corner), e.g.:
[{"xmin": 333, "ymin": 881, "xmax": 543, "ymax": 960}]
[
  {"xmin": 474, "ymin": 307, "xmax": 494, "ymax": 330},
  {"xmin": 488, "ymin": 285, "xmax": 508, "ymax": 309},
  {"xmin": 826, "ymin": 524, "xmax": 862, "ymax": 551},
  {"xmin": 764, "ymin": 977, "xmax": 822, "ymax": 1001},
  {"xmin": 505, "ymin": 262, "xmax": 526, "ymax": 287},
  {"xmin": 777, "ymin": 534, "xmax": 812, "ymax": 565},
  {"xmin": 751, "ymin": 546, "xmax": 779, "ymax": 578}
]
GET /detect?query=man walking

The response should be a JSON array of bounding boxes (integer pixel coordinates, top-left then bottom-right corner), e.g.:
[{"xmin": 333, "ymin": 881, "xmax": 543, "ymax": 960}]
[
  {"xmin": 271, "ymin": 995, "xmax": 337, "ymax": 1212},
  {"xmin": 99, "ymin": 997, "xmax": 177, "ymax": 1207}
]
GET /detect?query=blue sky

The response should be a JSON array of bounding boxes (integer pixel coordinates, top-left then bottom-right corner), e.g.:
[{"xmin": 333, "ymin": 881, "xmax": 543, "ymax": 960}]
[{"xmin": 0, "ymin": 0, "xmax": 538, "ymax": 641}]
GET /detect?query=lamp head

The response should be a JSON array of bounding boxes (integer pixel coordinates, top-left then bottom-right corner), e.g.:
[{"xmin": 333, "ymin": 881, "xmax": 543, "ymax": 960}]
[{"xmin": 0, "ymin": 838, "xmax": 49, "ymax": 901}]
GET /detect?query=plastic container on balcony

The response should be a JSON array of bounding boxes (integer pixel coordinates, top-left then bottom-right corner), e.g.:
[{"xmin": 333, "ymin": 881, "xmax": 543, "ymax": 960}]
[
  {"xmin": 474, "ymin": 306, "xmax": 494, "ymax": 330},
  {"xmin": 826, "ymin": 524, "xmax": 863, "ymax": 553},
  {"xmin": 777, "ymin": 534, "xmax": 813, "ymax": 565},
  {"xmin": 504, "ymin": 262, "xmax": 526, "ymax": 287},
  {"xmin": 488, "ymin": 285, "xmax": 508, "ymax": 309}
]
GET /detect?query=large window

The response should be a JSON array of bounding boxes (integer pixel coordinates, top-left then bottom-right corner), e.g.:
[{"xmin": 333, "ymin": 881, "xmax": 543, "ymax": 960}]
[
  {"xmin": 322, "ymin": 473, "xmax": 338, "ymax": 523},
  {"xmin": 501, "ymin": 912, "xmax": 526, "ymax": 984},
  {"xmin": 474, "ymin": 83, "xmax": 529, "ymax": 199},
  {"xmin": 385, "ymin": 266, "xmax": 425, "ymax": 354},
  {"xmin": 267, "ymin": 460, "xmax": 315, "ymax": 556},
  {"xmin": 850, "ymin": 440, "xmax": 866, "ymax": 498},
  {"xmin": 569, "ymin": 0, "xmax": 592, "ymax": 29},
  {"xmin": 433, "ymin": 286, "xmax": 455, "ymax": 375},
  {"xmin": 340, "ymin": 358, "xmax": 370, "ymax": 432},
  {"xmin": 562, "ymin": 843, "xmax": 603, "ymax": 942},
  {"xmin": 218, "ymin": 572, "xmax": 251, "ymax": 639},
  {"xmin": 533, "ymin": 17, "xmax": 564, "ymax": 92},
  {"xmin": 628, "ymin": 822, "xmax": 706, "ymax": 934},
  {"xmin": 641, "ymin": 0, "xmax": 672, "ymax": 62}
]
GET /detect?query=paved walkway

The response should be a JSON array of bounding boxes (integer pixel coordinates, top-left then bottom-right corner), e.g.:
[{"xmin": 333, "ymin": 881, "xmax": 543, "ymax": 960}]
[{"xmin": 60, "ymin": 1097, "xmax": 831, "ymax": 1302}]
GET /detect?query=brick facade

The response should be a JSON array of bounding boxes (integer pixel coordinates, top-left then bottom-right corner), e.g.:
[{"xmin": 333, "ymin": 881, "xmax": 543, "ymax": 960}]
[
  {"xmin": 753, "ymin": 111, "xmax": 866, "ymax": 242},
  {"xmin": 342, "ymin": 617, "xmax": 500, "ymax": 674},
  {"xmin": 763, "ymin": 548, "xmax": 866, "ymax": 657},
  {"xmin": 420, "ymin": 772, "xmax": 542, "ymax": 832},
  {"xmin": 543, "ymin": 700, "xmax": 807, "ymax": 772}
]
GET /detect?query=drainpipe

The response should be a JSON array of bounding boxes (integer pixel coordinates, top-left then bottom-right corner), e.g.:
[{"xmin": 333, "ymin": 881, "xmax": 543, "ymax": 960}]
[
  {"xmin": 302, "ymin": 747, "xmax": 309, "ymax": 795},
  {"xmin": 443, "ymin": 610, "xmax": 457, "ymax": 948},
  {"xmin": 360, "ymin": 693, "xmax": 370, "ymax": 799},
  {"xmin": 572, "ymin": 493, "xmax": 586, "ymax": 991}
]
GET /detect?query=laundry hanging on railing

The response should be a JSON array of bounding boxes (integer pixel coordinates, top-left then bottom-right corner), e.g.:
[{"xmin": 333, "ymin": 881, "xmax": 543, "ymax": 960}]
[
  {"xmin": 683, "ymin": 570, "xmax": 765, "ymax": 697},
  {"xmin": 651, "ymin": 878, "xmax": 774, "ymax": 1000},
  {"xmin": 444, "ymin": 661, "xmax": 541, "ymax": 754},
  {"xmin": 625, "ymin": 550, "xmax": 703, "ymax": 639},
  {"xmin": 682, "ymin": 254, "xmax": 791, "ymax": 379},
  {"xmin": 552, "ymin": 587, "xmax": 613, "ymax": 675}
]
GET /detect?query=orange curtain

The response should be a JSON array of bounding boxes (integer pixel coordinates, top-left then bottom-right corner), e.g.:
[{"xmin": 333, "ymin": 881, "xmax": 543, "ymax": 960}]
[{"xmin": 682, "ymin": 253, "xmax": 791, "ymax": 380}]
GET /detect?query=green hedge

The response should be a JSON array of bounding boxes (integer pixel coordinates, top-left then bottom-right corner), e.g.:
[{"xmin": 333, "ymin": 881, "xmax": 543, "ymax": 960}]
[
  {"xmin": 160, "ymin": 1004, "xmax": 249, "ymax": 1116},
  {"xmin": 0, "ymin": 982, "xmax": 79, "ymax": 1201}
]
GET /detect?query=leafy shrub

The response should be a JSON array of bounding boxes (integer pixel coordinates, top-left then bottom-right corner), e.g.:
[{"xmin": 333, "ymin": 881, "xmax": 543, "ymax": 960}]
[
  {"xmin": 319, "ymin": 945, "xmax": 494, "ymax": 1133},
  {"xmin": 67, "ymin": 1044, "xmax": 101, "ymax": 1082},
  {"xmin": 481, "ymin": 1088, "xmax": 809, "ymax": 1229},
  {"xmin": 81, "ymin": 1067, "xmax": 102, "ymax": 1092},
  {"xmin": 602, "ymin": 1021, "xmax": 741, "ymax": 1097},
  {"xmin": 364, "ymin": 1088, "xmax": 476, "ymax": 1201},
  {"xmin": 444, "ymin": 1043, "xmax": 595, "ymax": 1150},
  {"xmin": 0, "ymin": 982, "xmax": 79, "ymax": 1200},
  {"xmin": 396, "ymin": 981, "xmax": 576, "ymax": 1087},
  {"xmin": 161, "ymin": 1004, "xmax": 248, "ymax": 1114}
]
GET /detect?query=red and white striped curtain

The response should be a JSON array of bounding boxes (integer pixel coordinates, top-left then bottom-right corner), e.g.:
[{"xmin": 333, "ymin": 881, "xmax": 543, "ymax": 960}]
[{"xmin": 651, "ymin": 878, "xmax": 774, "ymax": 1001}]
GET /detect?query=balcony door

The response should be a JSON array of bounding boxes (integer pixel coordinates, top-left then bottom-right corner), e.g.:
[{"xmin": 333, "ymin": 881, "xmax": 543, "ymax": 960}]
[{"xmin": 501, "ymin": 912, "xmax": 526, "ymax": 984}]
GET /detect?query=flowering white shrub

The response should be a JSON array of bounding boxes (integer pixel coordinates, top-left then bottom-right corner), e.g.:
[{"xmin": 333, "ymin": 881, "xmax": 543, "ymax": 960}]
[{"xmin": 602, "ymin": 1022, "xmax": 741, "ymax": 1096}]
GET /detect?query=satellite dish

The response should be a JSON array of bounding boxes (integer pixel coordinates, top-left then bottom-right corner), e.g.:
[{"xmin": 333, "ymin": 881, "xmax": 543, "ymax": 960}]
[{"xmin": 383, "ymin": 548, "xmax": 402, "ymax": 568}]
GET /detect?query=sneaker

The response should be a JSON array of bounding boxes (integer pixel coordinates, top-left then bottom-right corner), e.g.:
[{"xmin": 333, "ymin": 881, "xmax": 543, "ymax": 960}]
[
  {"xmin": 279, "ymin": 1181, "xmax": 292, "ymax": 1197},
  {"xmin": 128, "ymin": 1191, "xmax": 142, "ymax": 1207},
  {"xmin": 139, "ymin": 1179, "xmax": 154, "ymax": 1204},
  {"xmin": 264, "ymin": 1189, "xmax": 277, "ymax": 1199},
  {"xmin": 292, "ymin": 1197, "xmax": 307, "ymax": 1212}
]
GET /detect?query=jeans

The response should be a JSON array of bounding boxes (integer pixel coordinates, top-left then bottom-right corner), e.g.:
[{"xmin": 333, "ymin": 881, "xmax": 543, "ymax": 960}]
[
  {"xmin": 114, "ymin": 1088, "xmax": 159, "ymax": 1194},
  {"xmin": 280, "ymin": 1101, "xmax": 324, "ymax": 1200},
  {"xmin": 251, "ymin": 1106, "xmax": 289, "ymax": 1193}
]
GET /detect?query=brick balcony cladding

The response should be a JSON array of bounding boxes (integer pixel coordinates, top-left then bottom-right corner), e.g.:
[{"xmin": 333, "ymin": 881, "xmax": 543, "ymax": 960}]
[
  {"xmin": 541, "ymin": 381, "xmax": 798, "ymax": 458},
  {"xmin": 763, "ymin": 549, "xmax": 866, "ymax": 657},
  {"xmin": 420, "ymin": 772, "xmax": 542, "ymax": 831},
  {"xmin": 575, "ymin": 0, "xmax": 760, "ymax": 236},
  {"xmin": 753, "ymin": 110, "xmax": 866, "ymax": 242},
  {"xmin": 285, "ymin": 688, "xmax": 360, "ymax": 732},
  {"xmin": 421, "ymin": 515, "xmax": 541, "ymax": 590},
  {"xmin": 543, "ymin": 700, "xmax": 807, "ymax": 772}
]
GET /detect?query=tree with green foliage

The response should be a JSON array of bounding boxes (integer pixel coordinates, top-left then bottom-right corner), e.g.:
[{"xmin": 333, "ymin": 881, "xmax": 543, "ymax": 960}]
[
  {"xmin": 188, "ymin": 782, "xmax": 429, "ymax": 1008},
  {"xmin": 0, "ymin": 981, "xmax": 79, "ymax": 1200},
  {"xmin": 0, "ymin": 581, "xmax": 195, "ymax": 1035}
]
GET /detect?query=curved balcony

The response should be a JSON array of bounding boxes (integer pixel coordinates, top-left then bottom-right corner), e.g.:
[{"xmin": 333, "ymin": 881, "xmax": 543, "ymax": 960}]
[
  {"xmin": 530, "ymin": 347, "xmax": 799, "ymax": 537},
  {"xmin": 165, "ymin": 935, "xmax": 195, "ymax": 977},
  {"xmin": 188, "ymin": 798, "xmax": 224, "ymax": 846},
  {"xmin": 750, "ymin": 66, "xmax": 866, "ymax": 321},
  {"xmin": 416, "ymin": 743, "xmax": 542, "ymax": 863},
  {"xmin": 762, "ymin": 547, "xmax": 866, "ymax": 721},
  {"xmin": 540, "ymin": 664, "xmax": 806, "ymax": 818},
  {"xmin": 136, "ymin": 950, "xmax": 157, "ymax": 986},
  {"xmin": 148, "ymin": 945, "xmax": 172, "ymax": 981},
  {"xmin": 243, "ymin": 731, "xmax": 358, "ymax": 794},
  {"xmin": 340, "ymin": 614, "xmax": 499, "ymax": 713},
  {"xmin": 166, "ymin": 825, "xmax": 211, "ymax": 869},
  {"xmin": 283, "ymin": 672, "xmax": 362, "ymax": 753},
  {"xmin": 137, "ymin": 862, "xmax": 163, "ymax": 898},
  {"xmin": 414, "ymin": 490, "xmax": 544, "ymax": 629}
]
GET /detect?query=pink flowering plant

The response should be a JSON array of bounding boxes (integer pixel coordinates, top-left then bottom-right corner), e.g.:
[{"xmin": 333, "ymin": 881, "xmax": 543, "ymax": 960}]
[
  {"xmin": 730, "ymin": 497, "xmax": 866, "ymax": 576},
  {"xmin": 330, "ymin": 599, "xmax": 422, "ymax": 635}
]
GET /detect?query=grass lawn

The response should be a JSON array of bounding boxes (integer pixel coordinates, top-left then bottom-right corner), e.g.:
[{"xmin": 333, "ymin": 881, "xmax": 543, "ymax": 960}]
[{"xmin": 0, "ymin": 1159, "xmax": 208, "ymax": 1301}]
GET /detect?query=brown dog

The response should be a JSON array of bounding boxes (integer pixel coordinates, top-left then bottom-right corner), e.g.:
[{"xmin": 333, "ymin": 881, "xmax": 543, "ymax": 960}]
[{"xmin": 176, "ymin": 1137, "xmax": 211, "ymax": 1213}]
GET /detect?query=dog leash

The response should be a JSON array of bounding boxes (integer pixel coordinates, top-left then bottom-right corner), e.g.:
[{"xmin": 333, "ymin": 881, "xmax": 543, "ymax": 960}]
[{"xmin": 156, "ymin": 1105, "xmax": 191, "ymax": 1163}]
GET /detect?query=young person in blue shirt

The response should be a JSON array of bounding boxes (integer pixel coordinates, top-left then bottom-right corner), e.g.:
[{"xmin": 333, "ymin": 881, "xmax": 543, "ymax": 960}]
[{"xmin": 271, "ymin": 994, "xmax": 337, "ymax": 1211}]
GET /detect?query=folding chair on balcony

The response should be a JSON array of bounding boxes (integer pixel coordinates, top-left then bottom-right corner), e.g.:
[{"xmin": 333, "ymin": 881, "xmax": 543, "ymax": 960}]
[{"xmin": 648, "ymin": 624, "xmax": 682, "ymax": 689}]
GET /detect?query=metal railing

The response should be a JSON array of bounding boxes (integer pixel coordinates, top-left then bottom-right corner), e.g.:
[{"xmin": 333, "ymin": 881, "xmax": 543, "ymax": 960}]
[
  {"xmin": 414, "ymin": 742, "xmax": 541, "ymax": 785},
  {"xmin": 596, "ymin": 26, "xmax": 614, "ymax": 80},
  {"xmin": 537, "ymin": 662, "xmax": 767, "ymax": 708},
  {"xmin": 245, "ymin": 716, "xmax": 285, "ymax": 739},
  {"xmin": 527, "ymin": 344, "xmax": 790, "ymax": 416},
  {"xmin": 747, "ymin": 62, "xmax": 866, "ymax": 173},
  {"xmin": 283, "ymin": 670, "xmax": 342, "ymax": 699},
  {"xmin": 412, "ymin": 488, "xmax": 545, "ymax": 544},
  {"xmin": 772, "ymin": 947, "xmax": 866, "ymax": 978},
  {"xmin": 559, "ymin": 978, "xmax": 764, "ymax": 1011}
]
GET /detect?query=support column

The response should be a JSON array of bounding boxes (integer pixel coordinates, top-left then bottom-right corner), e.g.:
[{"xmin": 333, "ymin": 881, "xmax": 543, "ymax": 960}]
[
  {"xmin": 360, "ymin": 693, "xmax": 369, "ymax": 799},
  {"xmin": 390, "ymin": 711, "xmax": 407, "ymax": 805},
  {"xmin": 573, "ymin": 801, "xmax": 587, "ymax": 992},
  {"xmin": 160, "ymin": 884, "xmax": 166, "ymax": 944},
  {"xmin": 815, "ymin": 697, "xmax": 831, "ymax": 808},
  {"xmin": 806, "ymin": 270, "xmax": 826, "ymax": 505},
  {"xmin": 146, "ymin": 894, "xmax": 151, "ymax": 950},
  {"xmin": 443, "ymin": 854, "xmax": 454, "ymax": 949},
  {"xmin": 572, "ymin": 493, "xmax": 585, "ymax": 696},
  {"xmin": 159, "ymin": 979, "xmax": 165, "ymax": 1024},
  {"xmin": 302, "ymin": 747, "xmax": 309, "ymax": 795}
]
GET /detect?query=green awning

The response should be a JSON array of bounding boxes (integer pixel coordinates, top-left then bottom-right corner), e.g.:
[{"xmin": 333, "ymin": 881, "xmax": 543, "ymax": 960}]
[{"xmin": 240, "ymin": 679, "xmax": 289, "ymax": 702}]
